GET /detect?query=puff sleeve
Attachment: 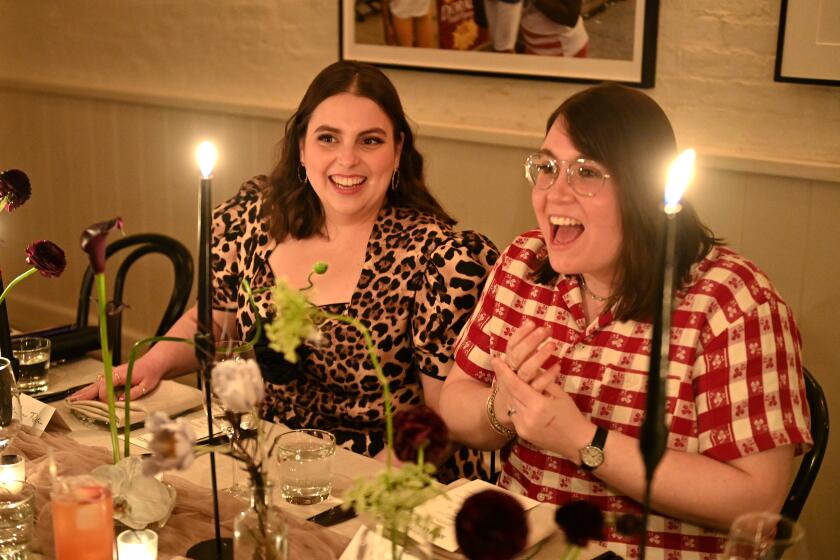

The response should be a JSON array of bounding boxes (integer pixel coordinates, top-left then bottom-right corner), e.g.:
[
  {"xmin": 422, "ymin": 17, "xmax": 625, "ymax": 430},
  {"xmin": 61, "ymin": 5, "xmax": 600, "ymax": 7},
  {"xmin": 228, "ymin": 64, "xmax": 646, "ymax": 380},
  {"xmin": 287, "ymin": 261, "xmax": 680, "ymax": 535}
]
[
  {"xmin": 411, "ymin": 230, "xmax": 498, "ymax": 380},
  {"xmin": 211, "ymin": 179, "xmax": 262, "ymax": 312}
]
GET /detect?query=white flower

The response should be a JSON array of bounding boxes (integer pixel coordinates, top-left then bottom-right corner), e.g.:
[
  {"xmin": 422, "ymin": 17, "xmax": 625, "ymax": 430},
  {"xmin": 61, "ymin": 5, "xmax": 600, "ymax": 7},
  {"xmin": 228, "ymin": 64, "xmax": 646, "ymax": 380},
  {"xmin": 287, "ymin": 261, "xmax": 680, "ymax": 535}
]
[
  {"xmin": 93, "ymin": 456, "xmax": 176, "ymax": 529},
  {"xmin": 143, "ymin": 412, "xmax": 197, "ymax": 476},
  {"xmin": 212, "ymin": 358, "xmax": 264, "ymax": 413}
]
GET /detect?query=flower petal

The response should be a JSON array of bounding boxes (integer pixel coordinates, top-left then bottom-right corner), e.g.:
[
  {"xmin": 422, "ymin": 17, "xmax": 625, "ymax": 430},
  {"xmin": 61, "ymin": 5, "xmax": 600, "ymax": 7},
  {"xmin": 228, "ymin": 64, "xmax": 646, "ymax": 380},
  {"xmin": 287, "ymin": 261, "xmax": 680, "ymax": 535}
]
[
  {"xmin": 0, "ymin": 169, "xmax": 32, "ymax": 211},
  {"xmin": 455, "ymin": 489, "xmax": 528, "ymax": 560},
  {"xmin": 393, "ymin": 405, "xmax": 449, "ymax": 466},
  {"xmin": 80, "ymin": 217, "xmax": 124, "ymax": 274},
  {"xmin": 25, "ymin": 240, "xmax": 66, "ymax": 278}
]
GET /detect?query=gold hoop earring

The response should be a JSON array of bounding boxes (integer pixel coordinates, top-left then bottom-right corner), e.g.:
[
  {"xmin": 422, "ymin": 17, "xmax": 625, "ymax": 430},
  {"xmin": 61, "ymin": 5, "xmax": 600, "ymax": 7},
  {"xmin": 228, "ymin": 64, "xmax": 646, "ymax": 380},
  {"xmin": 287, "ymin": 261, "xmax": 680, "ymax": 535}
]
[
  {"xmin": 297, "ymin": 163, "xmax": 307, "ymax": 184},
  {"xmin": 390, "ymin": 169, "xmax": 400, "ymax": 191}
]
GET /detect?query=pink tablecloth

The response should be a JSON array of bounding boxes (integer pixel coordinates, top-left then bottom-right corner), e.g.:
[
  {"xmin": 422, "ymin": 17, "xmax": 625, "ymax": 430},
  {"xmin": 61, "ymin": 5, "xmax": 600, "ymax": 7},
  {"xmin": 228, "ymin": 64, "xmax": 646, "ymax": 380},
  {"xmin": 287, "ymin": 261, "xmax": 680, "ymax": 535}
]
[{"xmin": 11, "ymin": 431, "xmax": 349, "ymax": 559}]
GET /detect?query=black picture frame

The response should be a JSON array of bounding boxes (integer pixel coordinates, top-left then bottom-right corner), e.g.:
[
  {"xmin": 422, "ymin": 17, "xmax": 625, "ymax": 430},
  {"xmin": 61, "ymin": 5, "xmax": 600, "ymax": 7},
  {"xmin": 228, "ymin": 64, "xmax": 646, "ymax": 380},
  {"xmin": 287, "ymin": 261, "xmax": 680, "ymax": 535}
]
[
  {"xmin": 341, "ymin": 0, "xmax": 659, "ymax": 88},
  {"xmin": 774, "ymin": 0, "xmax": 840, "ymax": 86}
]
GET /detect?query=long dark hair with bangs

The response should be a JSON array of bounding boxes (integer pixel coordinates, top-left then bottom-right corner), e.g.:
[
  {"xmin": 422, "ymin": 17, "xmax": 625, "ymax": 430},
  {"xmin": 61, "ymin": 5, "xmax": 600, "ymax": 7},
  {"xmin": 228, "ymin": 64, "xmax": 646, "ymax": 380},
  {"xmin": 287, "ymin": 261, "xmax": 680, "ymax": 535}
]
[
  {"xmin": 262, "ymin": 60, "xmax": 454, "ymax": 240},
  {"xmin": 534, "ymin": 83, "xmax": 720, "ymax": 322}
]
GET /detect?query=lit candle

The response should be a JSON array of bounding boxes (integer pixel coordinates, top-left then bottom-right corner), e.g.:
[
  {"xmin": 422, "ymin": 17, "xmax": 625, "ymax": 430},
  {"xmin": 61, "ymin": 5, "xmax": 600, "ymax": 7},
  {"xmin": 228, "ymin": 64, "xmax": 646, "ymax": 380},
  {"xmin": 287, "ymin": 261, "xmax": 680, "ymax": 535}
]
[
  {"xmin": 640, "ymin": 148, "xmax": 696, "ymax": 475},
  {"xmin": 117, "ymin": 529, "xmax": 158, "ymax": 560},
  {"xmin": 0, "ymin": 454, "xmax": 25, "ymax": 485},
  {"xmin": 638, "ymin": 149, "xmax": 695, "ymax": 560},
  {"xmin": 192, "ymin": 141, "xmax": 224, "ymax": 558}
]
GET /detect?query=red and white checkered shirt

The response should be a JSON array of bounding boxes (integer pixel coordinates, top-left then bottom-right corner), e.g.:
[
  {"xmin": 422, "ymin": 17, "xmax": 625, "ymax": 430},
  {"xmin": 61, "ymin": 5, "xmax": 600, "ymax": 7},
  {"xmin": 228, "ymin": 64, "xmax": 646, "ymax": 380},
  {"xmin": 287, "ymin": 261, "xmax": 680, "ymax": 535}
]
[{"xmin": 454, "ymin": 230, "xmax": 812, "ymax": 559}]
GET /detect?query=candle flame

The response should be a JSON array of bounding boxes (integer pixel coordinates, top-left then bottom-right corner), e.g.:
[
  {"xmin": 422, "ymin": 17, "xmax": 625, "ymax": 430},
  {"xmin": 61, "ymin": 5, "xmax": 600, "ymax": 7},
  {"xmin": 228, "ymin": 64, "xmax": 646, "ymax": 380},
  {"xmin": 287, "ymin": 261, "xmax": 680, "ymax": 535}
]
[
  {"xmin": 195, "ymin": 141, "xmax": 218, "ymax": 179},
  {"xmin": 664, "ymin": 149, "xmax": 695, "ymax": 214}
]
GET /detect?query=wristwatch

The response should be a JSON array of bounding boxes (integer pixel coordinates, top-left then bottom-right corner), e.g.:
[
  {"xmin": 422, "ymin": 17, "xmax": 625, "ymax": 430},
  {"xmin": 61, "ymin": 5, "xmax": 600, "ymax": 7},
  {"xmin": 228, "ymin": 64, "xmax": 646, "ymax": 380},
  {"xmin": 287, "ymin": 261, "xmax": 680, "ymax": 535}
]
[{"xmin": 579, "ymin": 425, "xmax": 608, "ymax": 471}]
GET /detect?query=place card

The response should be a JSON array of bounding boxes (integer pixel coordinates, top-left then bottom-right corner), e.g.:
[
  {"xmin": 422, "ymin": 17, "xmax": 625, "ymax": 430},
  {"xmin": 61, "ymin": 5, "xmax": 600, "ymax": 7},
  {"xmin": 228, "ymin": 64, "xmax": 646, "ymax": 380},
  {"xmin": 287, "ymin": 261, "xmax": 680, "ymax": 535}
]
[
  {"xmin": 20, "ymin": 393, "xmax": 70, "ymax": 436},
  {"xmin": 411, "ymin": 479, "xmax": 544, "ymax": 553}
]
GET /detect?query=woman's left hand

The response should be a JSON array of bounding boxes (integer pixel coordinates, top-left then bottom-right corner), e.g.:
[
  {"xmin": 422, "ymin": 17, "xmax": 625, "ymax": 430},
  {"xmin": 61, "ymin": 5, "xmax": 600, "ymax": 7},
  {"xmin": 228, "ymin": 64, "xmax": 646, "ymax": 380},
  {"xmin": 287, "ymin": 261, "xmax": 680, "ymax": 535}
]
[{"xmin": 491, "ymin": 325, "xmax": 592, "ymax": 458}]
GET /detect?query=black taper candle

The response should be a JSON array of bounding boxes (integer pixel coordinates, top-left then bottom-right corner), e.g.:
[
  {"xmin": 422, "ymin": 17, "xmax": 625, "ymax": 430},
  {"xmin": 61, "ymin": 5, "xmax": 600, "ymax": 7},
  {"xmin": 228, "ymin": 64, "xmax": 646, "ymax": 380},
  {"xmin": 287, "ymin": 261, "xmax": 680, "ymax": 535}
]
[
  {"xmin": 0, "ymin": 275, "xmax": 18, "ymax": 378},
  {"xmin": 638, "ymin": 211, "xmax": 676, "ymax": 559},
  {"xmin": 187, "ymin": 172, "xmax": 231, "ymax": 560}
]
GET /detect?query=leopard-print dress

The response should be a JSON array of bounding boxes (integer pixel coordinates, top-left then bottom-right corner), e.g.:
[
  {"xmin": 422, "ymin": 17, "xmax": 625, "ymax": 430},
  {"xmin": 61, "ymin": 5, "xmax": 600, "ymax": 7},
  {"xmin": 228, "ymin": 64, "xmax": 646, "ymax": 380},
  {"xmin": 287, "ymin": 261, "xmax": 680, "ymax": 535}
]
[{"xmin": 211, "ymin": 177, "xmax": 499, "ymax": 482}]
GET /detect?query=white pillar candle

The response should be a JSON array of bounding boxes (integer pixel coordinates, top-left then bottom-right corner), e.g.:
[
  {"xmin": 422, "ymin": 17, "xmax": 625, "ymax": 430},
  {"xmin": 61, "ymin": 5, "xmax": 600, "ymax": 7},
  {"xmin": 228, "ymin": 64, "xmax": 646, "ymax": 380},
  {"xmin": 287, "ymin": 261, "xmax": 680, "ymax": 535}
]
[
  {"xmin": 0, "ymin": 454, "xmax": 25, "ymax": 485},
  {"xmin": 117, "ymin": 529, "xmax": 158, "ymax": 560}
]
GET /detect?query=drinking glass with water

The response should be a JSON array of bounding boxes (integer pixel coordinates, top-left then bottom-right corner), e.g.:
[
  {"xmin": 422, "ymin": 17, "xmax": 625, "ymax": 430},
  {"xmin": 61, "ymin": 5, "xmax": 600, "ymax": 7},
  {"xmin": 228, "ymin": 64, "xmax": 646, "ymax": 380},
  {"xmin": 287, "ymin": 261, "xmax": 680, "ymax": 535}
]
[
  {"xmin": 11, "ymin": 337, "xmax": 50, "ymax": 395},
  {"xmin": 276, "ymin": 429, "xmax": 336, "ymax": 505}
]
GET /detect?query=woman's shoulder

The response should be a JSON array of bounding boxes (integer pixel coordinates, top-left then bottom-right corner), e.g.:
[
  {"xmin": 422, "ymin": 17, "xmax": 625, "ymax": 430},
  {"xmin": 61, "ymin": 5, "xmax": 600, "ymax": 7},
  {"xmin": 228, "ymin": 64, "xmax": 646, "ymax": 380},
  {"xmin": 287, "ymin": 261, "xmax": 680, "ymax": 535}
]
[
  {"xmin": 684, "ymin": 245, "xmax": 792, "ymax": 319},
  {"xmin": 214, "ymin": 175, "xmax": 269, "ymax": 226},
  {"xmin": 381, "ymin": 207, "xmax": 495, "ymax": 252},
  {"xmin": 496, "ymin": 229, "xmax": 549, "ymax": 276}
]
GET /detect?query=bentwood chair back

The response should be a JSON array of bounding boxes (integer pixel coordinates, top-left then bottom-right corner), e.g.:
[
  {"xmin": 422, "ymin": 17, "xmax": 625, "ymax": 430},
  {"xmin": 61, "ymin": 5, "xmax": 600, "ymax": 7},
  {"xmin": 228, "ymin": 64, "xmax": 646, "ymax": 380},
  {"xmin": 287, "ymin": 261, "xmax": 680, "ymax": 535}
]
[
  {"xmin": 75, "ymin": 233, "xmax": 193, "ymax": 364},
  {"xmin": 781, "ymin": 367, "xmax": 830, "ymax": 521}
]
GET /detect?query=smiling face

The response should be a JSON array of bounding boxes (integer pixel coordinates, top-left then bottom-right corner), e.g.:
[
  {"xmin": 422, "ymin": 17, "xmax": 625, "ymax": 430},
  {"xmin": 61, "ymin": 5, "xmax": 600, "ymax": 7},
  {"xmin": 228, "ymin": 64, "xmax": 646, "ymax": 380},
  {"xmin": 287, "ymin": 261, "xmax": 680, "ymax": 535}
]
[
  {"xmin": 299, "ymin": 93, "xmax": 402, "ymax": 225},
  {"xmin": 531, "ymin": 120, "xmax": 623, "ymax": 293}
]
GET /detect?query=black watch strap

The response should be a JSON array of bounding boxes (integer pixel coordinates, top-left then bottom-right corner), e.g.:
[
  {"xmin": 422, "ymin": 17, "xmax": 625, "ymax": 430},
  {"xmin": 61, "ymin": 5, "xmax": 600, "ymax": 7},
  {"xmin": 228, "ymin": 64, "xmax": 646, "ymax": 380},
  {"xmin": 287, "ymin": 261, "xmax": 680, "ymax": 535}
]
[{"xmin": 591, "ymin": 425, "xmax": 607, "ymax": 449}]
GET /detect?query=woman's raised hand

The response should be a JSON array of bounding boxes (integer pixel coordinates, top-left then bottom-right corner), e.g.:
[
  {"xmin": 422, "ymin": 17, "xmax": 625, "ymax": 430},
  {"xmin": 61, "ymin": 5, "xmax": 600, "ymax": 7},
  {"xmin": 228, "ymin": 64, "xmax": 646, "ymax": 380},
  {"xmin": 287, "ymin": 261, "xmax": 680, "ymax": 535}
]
[{"xmin": 491, "ymin": 321, "xmax": 591, "ymax": 457}]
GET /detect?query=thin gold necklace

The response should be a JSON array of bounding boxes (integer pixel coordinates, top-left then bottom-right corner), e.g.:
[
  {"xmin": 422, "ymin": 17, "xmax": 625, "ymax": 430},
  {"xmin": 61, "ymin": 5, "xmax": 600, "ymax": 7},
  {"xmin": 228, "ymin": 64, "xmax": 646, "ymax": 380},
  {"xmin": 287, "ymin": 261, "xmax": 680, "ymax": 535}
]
[{"xmin": 579, "ymin": 275, "xmax": 608, "ymax": 303}]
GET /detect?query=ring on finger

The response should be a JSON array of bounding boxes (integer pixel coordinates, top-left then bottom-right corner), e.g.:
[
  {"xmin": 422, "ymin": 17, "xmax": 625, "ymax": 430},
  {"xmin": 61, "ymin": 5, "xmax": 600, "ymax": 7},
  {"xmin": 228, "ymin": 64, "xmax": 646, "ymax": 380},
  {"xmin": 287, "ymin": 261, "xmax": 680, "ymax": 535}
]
[
  {"xmin": 507, "ymin": 406, "xmax": 517, "ymax": 417},
  {"xmin": 140, "ymin": 385, "xmax": 147, "ymax": 396}
]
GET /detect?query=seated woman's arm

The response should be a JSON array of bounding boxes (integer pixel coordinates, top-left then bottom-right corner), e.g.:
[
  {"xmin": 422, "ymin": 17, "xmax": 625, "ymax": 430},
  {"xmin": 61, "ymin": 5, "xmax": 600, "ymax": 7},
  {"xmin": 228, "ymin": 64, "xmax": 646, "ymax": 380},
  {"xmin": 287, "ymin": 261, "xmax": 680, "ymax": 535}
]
[
  {"xmin": 496, "ymin": 355, "xmax": 794, "ymax": 530},
  {"xmin": 69, "ymin": 307, "xmax": 236, "ymax": 402}
]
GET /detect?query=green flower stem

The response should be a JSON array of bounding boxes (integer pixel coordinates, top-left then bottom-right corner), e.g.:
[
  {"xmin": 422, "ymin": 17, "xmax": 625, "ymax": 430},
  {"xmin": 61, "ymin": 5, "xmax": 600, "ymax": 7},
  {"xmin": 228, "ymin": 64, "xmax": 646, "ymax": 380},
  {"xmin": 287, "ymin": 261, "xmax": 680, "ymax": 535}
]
[
  {"xmin": 0, "ymin": 196, "xmax": 7, "ymax": 214},
  {"xmin": 242, "ymin": 279, "xmax": 264, "ymax": 349},
  {"xmin": 122, "ymin": 335, "xmax": 193, "ymax": 457},
  {"xmin": 95, "ymin": 273, "xmax": 120, "ymax": 464},
  {"xmin": 323, "ymin": 312, "xmax": 393, "ymax": 470},
  {"xmin": 0, "ymin": 267, "xmax": 36, "ymax": 305},
  {"xmin": 559, "ymin": 545, "xmax": 581, "ymax": 560}
]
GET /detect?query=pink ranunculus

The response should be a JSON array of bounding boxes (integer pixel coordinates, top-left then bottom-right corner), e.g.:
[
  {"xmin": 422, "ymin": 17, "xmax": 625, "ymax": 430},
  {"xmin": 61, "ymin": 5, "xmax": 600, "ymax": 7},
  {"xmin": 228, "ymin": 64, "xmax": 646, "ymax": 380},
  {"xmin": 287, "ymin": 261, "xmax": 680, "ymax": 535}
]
[
  {"xmin": 392, "ymin": 405, "xmax": 450, "ymax": 466},
  {"xmin": 142, "ymin": 412, "xmax": 197, "ymax": 476},
  {"xmin": 25, "ymin": 240, "xmax": 66, "ymax": 278},
  {"xmin": 455, "ymin": 489, "xmax": 528, "ymax": 560},
  {"xmin": 0, "ymin": 169, "xmax": 31, "ymax": 212},
  {"xmin": 80, "ymin": 217, "xmax": 124, "ymax": 274},
  {"xmin": 211, "ymin": 359, "xmax": 265, "ymax": 413}
]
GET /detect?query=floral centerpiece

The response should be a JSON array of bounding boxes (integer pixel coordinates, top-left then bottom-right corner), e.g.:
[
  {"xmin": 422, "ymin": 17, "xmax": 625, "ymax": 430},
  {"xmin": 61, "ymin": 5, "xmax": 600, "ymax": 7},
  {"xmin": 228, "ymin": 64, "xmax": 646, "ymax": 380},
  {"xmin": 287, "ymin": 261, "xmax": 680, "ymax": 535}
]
[
  {"xmin": 143, "ymin": 358, "xmax": 288, "ymax": 559},
  {"xmin": 78, "ymin": 217, "xmax": 177, "ymax": 529}
]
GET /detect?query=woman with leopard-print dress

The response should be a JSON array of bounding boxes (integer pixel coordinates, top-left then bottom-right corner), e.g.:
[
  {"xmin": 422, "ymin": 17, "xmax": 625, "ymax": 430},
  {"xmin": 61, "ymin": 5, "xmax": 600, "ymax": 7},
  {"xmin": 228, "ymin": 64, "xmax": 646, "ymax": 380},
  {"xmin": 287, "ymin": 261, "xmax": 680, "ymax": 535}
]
[{"xmin": 71, "ymin": 61, "xmax": 499, "ymax": 483}]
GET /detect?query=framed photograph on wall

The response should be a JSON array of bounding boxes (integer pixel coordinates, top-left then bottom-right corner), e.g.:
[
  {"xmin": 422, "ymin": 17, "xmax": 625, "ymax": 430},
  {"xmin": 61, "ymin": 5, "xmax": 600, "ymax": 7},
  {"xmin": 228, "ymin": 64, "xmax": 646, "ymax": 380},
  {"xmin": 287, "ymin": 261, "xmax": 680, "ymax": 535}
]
[
  {"xmin": 775, "ymin": 0, "xmax": 840, "ymax": 86},
  {"xmin": 341, "ymin": 0, "xmax": 660, "ymax": 87}
]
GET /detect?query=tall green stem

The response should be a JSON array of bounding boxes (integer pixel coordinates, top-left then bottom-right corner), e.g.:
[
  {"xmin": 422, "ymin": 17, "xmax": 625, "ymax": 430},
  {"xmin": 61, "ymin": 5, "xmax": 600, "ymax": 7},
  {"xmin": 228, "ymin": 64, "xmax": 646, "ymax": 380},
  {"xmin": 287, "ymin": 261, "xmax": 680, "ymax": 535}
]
[
  {"xmin": 95, "ymin": 273, "xmax": 120, "ymax": 464},
  {"xmin": 0, "ymin": 267, "xmax": 36, "ymax": 305},
  {"xmin": 122, "ymin": 335, "xmax": 193, "ymax": 457}
]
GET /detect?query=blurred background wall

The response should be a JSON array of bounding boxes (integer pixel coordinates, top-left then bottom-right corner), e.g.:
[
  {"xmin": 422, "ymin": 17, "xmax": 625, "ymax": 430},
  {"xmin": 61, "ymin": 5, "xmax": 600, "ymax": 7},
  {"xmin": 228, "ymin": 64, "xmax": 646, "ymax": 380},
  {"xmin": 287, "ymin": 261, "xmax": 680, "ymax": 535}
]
[{"xmin": 0, "ymin": 1, "xmax": 838, "ymax": 555}]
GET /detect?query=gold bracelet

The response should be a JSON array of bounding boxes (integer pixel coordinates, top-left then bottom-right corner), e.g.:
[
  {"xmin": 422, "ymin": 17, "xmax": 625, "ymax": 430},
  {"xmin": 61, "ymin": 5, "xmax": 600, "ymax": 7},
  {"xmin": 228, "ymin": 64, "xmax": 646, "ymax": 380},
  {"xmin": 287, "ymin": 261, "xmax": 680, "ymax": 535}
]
[{"xmin": 486, "ymin": 382, "xmax": 516, "ymax": 440}]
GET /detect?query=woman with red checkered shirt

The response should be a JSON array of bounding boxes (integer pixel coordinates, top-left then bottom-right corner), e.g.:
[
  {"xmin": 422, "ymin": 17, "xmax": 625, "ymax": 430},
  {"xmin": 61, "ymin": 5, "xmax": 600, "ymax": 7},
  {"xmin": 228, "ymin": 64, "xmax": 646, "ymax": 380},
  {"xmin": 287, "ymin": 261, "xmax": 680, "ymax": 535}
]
[{"xmin": 439, "ymin": 84, "xmax": 812, "ymax": 559}]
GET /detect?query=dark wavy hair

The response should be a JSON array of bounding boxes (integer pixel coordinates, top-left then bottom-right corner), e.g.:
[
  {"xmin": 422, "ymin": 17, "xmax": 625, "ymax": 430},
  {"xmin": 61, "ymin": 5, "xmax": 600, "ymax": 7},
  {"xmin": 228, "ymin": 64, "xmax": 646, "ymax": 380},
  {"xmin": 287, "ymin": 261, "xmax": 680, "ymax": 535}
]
[
  {"xmin": 262, "ymin": 60, "xmax": 454, "ymax": 240},
  {"xmin": 534, "ymin": 83, "xmax": 720, "ymax": 322}
]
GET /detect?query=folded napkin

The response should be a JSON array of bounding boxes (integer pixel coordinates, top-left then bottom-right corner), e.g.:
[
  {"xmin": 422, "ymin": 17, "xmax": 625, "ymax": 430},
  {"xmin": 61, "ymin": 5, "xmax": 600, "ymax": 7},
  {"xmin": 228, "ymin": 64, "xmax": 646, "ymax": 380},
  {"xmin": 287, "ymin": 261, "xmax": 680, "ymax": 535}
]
[{"xmin": 66, "ymin": 380, "xmax": 203, "ymax": 427}]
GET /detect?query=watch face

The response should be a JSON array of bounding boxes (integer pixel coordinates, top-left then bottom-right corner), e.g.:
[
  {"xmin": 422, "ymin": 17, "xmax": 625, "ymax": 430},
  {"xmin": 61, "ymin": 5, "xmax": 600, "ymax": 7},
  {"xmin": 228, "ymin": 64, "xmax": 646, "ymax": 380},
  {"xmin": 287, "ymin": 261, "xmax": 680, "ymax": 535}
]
[{"xmin": 580, "ymin": 444, "xmax": 604, "ymax": 468}]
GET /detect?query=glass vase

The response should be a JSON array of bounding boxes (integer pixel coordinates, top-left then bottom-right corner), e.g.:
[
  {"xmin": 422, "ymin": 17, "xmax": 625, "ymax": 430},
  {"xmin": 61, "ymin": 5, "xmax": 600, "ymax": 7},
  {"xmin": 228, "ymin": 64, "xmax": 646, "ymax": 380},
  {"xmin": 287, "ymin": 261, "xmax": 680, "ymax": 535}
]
[{"xmin": 233, "ymin": 484, "xmax": 288, "ymax": 560}]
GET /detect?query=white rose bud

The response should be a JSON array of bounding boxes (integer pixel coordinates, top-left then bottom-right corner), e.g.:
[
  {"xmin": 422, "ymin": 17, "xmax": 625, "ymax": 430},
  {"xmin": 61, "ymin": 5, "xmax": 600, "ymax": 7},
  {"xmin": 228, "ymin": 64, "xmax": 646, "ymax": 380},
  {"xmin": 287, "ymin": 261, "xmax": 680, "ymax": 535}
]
[
  {"xmin": 212, "ymin": 358, "xmax": 264, "ymax": 413},
  {"xmin": 143, "ymin": 412, "xmax": 197, "ymax": 475}
]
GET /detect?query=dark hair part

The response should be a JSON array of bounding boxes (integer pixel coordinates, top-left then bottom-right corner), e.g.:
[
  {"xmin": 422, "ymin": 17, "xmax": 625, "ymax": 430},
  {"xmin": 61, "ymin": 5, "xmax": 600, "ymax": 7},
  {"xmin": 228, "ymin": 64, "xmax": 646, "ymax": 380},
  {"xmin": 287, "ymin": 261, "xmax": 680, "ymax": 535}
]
[
  {"xmin": 263, "ymin": 60, "xmax": 454, "ymax": 240},
  {"xmin": 534, "ymin": 83, "xmax": 720, "ymax": 322}
]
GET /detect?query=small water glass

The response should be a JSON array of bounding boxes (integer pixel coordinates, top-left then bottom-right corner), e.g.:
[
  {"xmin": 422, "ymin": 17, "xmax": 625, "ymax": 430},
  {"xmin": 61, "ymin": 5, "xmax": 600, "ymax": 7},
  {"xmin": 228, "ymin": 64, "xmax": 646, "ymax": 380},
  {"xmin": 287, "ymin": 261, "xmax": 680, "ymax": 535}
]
[
  {"xmin": 276, "ymin": 429, "xmax": 336, "ymax": 505},
  {"xmin": 723, "ymin": 511, "xmax": 807, "ymax": 559},
  {"xmin": 0, "ymin": 482, "xmax": 34, "ymax": 560},
  {"xmin": 11, "ymin": 337, "xmax": 51, "ymax": 395}
]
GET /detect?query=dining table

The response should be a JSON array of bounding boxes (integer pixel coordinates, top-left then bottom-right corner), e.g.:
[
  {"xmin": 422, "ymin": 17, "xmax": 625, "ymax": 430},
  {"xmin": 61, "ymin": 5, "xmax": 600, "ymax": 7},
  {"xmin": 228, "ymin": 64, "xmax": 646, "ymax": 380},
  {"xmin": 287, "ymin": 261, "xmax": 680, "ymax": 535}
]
[{"xmin": 10, "ymin": 357, "xmax": 610, "ymax": 560}]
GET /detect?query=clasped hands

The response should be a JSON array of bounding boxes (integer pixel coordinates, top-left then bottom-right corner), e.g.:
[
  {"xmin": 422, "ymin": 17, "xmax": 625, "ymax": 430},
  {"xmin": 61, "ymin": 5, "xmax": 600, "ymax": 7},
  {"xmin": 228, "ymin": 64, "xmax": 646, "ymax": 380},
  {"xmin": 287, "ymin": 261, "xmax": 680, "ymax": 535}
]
[{"xmin": 491, "ymin": 320, "xmax": 591, "ymax": 458}]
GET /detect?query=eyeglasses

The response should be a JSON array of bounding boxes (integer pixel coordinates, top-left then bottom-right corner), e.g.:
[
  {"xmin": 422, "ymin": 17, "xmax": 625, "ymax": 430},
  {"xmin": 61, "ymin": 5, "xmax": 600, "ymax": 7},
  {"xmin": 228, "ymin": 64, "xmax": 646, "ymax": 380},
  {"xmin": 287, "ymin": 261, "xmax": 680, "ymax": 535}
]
[{"xmin": 523, "ymin": 153, "xmax": 611, "ymax": 197}]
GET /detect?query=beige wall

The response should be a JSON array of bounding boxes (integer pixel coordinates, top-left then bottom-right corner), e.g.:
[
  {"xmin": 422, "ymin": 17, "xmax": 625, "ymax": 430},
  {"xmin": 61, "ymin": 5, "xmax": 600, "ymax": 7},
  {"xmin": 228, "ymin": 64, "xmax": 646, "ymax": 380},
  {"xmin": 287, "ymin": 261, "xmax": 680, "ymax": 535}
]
[{"xmin": 1, "ymin": 0, "xmax": 839, "ymax": 555}]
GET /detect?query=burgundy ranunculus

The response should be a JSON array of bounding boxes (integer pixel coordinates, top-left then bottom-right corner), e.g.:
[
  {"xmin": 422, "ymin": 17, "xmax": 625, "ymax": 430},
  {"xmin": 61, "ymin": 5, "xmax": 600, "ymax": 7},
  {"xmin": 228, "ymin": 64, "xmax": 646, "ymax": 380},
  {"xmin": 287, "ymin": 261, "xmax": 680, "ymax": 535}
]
[
  {"xmin": 615, "ymin": 512, "xmax": 644, "ymax": 537},
  {"xmin": 0, "ymin": 169, "xmax": 32, "ymax": 212},
  {"xmin": 555, "ymin": 499, "xmax": 605, "ymax": 547},
  {"xmin": 455, "ymin": 489, "xmax": 528, "ymax": 560},
  {"xmin": 80, "ymin": 217, "xmax": 124, "ymax": 274},
  {"xmin": 25, "ymin": 240, "xmax": 66, "ymax": 278},
  {"xmin": 392, "ymin": 405, "xmax": 449, "ymax": 466}
]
